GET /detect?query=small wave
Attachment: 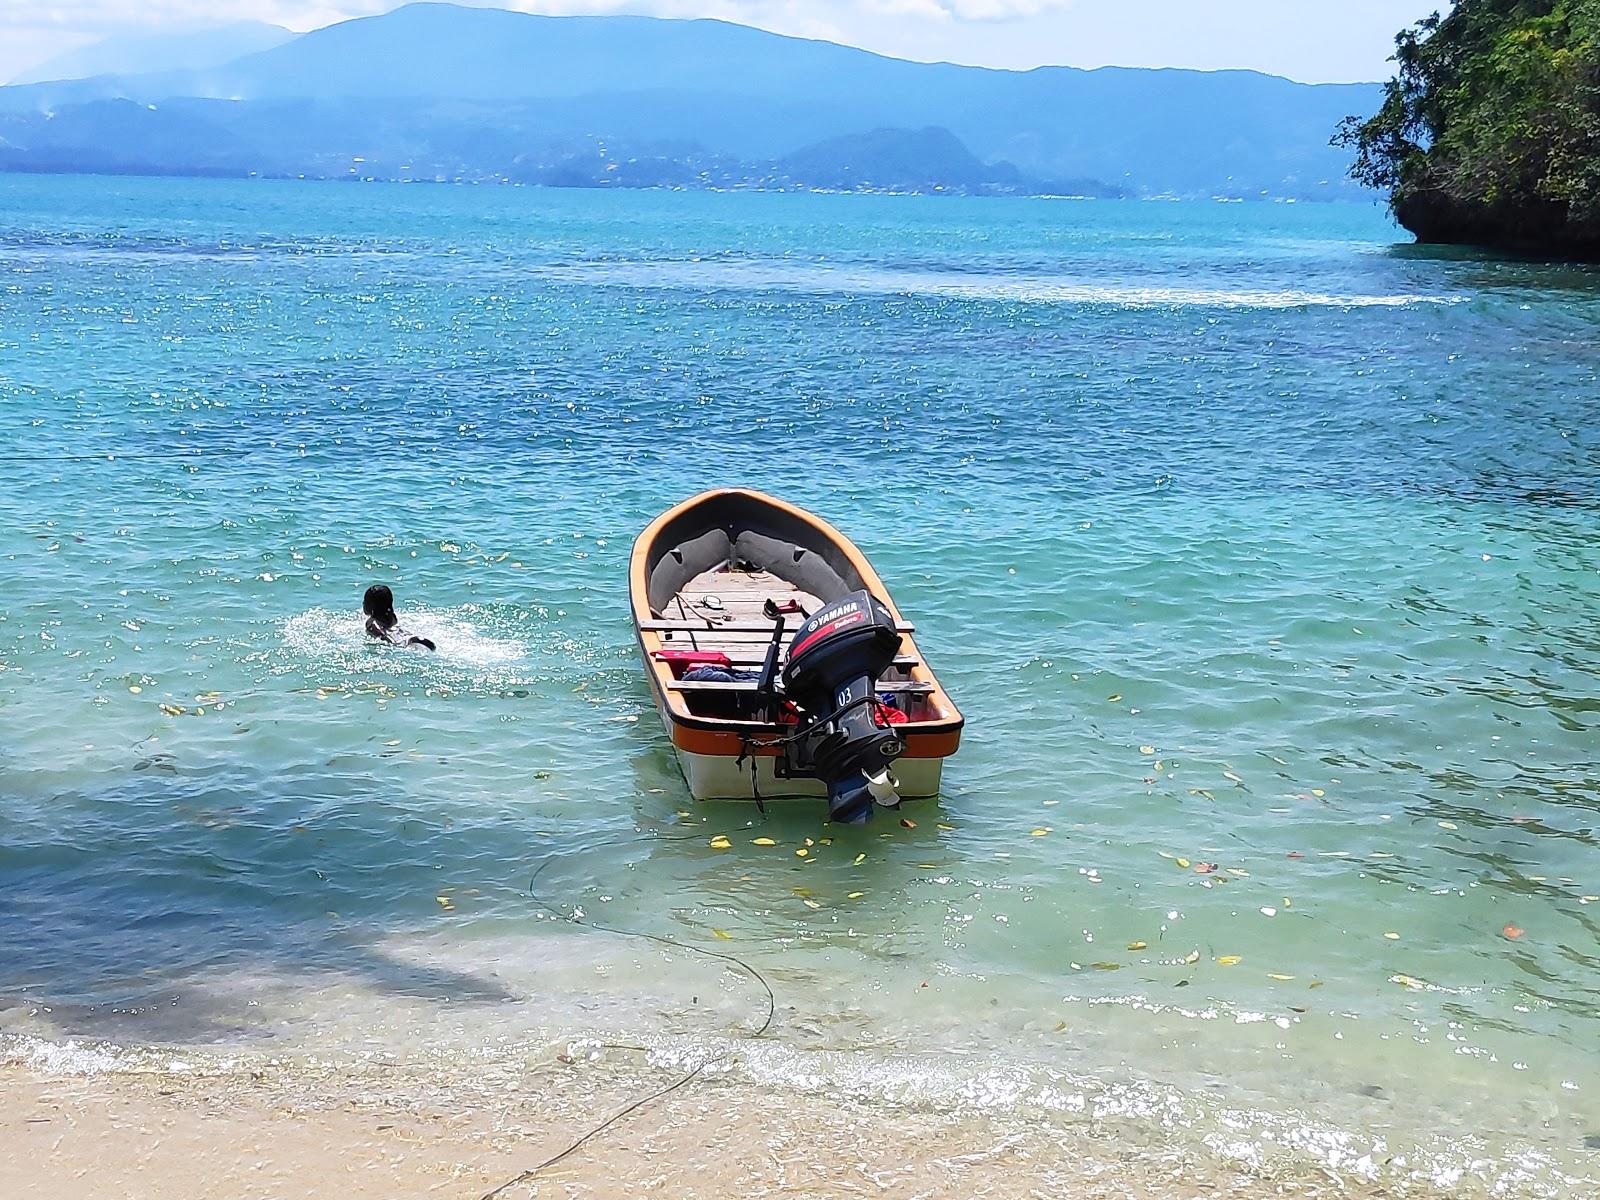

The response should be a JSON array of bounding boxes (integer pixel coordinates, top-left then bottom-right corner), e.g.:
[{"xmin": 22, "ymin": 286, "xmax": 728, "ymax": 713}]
[
  {"xmin": 282, "ymin": 605, "xmax": 527, "ymax": 671},
  {"xmin": 917, "ymin": 279, "xmax": 1463, "ymax": 309},
  {"xmin": 539, "ymin": 259, "xmax": 1461, "ymax": 310}
]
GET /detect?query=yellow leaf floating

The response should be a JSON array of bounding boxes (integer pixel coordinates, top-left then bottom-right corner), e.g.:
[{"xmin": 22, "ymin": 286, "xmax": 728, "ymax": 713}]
[
  {"xmin": 1175, "ymin": 857, "xmax": 1191, "ymax": 868},
  {"xmin": 1391, "ymin": 973, "xmax": 1425, "ymax": 990},
  {"xmin": 712, "ymin": 928, "xmax": 732, "ymax": 940},
  {"xmin": 709, "ymin": 835, "xmax": 732, "ymax": 850},
  {"xmin": 803, "ymin": 899, "xmax": 822, "ymax": 909},
  {"xmin": 796, "ymin": 848, "xmax": 809, "ymax": 857},
  {"xmin": 1127, "ymin": 941, "xmax": 1148, "ymax": 951},
  {"xmin": 1217, "ymin": 955, "xmax": 1242, "ymax": 966},
  {"xmin": 752, "ymin": 837, "xmax": 777, "ymax": 846},
  {"xmin": 1268, "ymin": 973, "xmax": 1296, "ymax": 981},
  {"xmin": 1139, "ymin": 745, "xmax": 1155, "ymax": 755},
  {"xmin": 847, "ymin": 891, "xmax": 865, "ymax": 899},
  {"xmin": 853, "ymin": 853, "xmax": 866, "ymax": 866},
  {"xmin": 1107, "ymin": 694, "xmax": 1122, "ymax": 703},
  {"xmin": 1031, "ymin": 828, "xmax": 1051, "ymax": 837}
]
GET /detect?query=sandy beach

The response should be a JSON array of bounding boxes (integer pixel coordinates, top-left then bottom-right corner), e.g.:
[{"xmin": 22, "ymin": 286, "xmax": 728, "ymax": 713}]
[{"xmin": 0, "ymin": 1052, "xmax": 1397, "ymax": 1200}]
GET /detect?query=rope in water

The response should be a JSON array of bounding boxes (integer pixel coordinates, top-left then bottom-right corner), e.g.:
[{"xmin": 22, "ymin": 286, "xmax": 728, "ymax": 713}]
[{"xmin": 478, "ymin": 834, "xmax": 775, "ymax": 1200}]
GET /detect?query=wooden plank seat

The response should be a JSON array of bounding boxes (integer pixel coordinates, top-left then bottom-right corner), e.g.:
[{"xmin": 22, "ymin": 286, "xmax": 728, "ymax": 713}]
[
  {"xmin": 689, "ymin": 652, "xmax": 921, "ymax": 669},
  {"xmin": 642, "ymin": 619, "xmax": 915, "ymax": 633},
  {"xmin": 667, "ymin": 679, "xmax": 935, "ymax": 694}
]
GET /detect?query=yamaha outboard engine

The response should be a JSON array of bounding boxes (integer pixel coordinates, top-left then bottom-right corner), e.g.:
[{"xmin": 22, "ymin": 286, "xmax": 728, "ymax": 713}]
[{"xmin": 781, "ymin": 589, "xmax": 905, "ymax": 823}]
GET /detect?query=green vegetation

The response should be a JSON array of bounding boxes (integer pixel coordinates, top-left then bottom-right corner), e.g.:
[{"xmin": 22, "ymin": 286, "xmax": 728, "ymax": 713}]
[{"xmin": 1339, "ymin": 1, "xmax": 1600, "ymax": 257}]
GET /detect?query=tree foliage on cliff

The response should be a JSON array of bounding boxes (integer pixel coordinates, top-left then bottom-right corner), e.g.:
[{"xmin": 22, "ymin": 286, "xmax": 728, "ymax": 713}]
[{"xmin": 1339, "ymin": 1, "xmax": 1600, "ymax": 254}]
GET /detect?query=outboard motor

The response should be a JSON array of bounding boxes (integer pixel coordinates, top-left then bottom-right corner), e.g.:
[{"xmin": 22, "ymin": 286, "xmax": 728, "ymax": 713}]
[{"xmin": 781, "ymin": 589, "xmax": 905, "ymax": 823}]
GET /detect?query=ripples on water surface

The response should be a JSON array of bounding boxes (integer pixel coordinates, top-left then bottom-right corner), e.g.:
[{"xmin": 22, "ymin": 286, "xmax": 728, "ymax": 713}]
[{"xmin": 1, "ymin": 176, "xmax": 1598, "ymax": 1195}]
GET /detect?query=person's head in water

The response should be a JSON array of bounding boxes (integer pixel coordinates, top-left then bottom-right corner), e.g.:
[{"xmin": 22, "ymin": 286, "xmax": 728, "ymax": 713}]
[
  {"xmin": 363, "ymin": 584, "xmax": 398, "ymax": 631},
  {"xmin": 363, "ymin": 583, "xmax": 436, "ymax": 651}
]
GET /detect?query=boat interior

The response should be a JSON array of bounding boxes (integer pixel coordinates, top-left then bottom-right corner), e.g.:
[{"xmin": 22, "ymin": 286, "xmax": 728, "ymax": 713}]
[{"xmin": 640, "ymin": 511, "xmax": 937, "ymax": 724}]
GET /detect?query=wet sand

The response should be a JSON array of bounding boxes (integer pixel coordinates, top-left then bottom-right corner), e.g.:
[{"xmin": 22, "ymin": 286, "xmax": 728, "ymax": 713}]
[{"xmin": 0, "ymin": 1055, "xmax": 1389, "ymax": 1200}]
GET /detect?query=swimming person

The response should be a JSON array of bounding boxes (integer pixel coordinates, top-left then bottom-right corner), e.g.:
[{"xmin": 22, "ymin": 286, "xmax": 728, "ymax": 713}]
[{"xmin": 362, "ymin": 584, "xmax": 436, "ymax": 651}]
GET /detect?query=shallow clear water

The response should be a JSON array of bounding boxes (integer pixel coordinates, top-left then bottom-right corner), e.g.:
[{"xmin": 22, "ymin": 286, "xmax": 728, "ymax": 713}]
[{"xmin": 1, "ymin": 176, "xmax": 1598, "ymax": 1195}]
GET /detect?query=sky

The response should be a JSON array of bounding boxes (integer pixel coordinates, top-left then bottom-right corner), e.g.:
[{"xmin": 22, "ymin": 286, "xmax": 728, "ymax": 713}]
[{"xmin": 1, "ymin": 1, "xmax": 1445, "ymax": 86}]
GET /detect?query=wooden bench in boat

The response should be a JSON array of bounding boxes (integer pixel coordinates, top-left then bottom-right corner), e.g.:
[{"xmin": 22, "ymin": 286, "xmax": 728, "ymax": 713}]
[
  {"xmin": 667, "ymin": 679, "xmax": 935, "ymax": 694},
  {"xmin": 641, "ymin": 619, "xmax": 916, "ymax": 633}
]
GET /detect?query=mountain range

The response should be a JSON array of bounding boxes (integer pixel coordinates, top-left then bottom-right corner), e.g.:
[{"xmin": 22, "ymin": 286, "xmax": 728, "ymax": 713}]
[{"xmin": 0, "ymin": 3, "xmax": 1381, "ymax": 198}]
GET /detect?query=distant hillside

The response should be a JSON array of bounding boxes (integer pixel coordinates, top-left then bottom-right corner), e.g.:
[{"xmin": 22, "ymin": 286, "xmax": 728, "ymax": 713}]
[
  {"xmin": 0, "ymin": 3, "xmax": 1382, "ymax": 198},
  {"xmin": 779, "ymin": 127, "xmax": 1017, "ymax": 193},
  {"xmin": 10, "ymin": 22, "xmax": 295, "ymax": 86}
]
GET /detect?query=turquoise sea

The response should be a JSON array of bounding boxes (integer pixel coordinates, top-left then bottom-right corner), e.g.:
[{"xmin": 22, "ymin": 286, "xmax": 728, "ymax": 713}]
[{"xmin": 2, "ymin": 175, "xmax": 1598, "ymax": 1195}]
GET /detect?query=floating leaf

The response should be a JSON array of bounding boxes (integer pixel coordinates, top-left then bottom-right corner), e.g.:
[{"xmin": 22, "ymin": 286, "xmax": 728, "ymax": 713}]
[
  {"xmin": 1090, "ymin": 961, "xmax": 1121, "ymax": 971},
  {"xmin": 1175, "ymin": 857, "xmax": 1191, "ymax": 868},
  {"xmin": 1127, "ymin": 941, "xmax": 1148, "ymax": 951},
  {"xmin": 899, "ymin": 818, "xmax": 917, "ymax": 829},
  {"xmin": 796, "ymin": 848, "xmax": 809, "ymax": 857},
  {"xmin": 709, "ymin": 835, "xmax": 732, "ymax": 850},
  {"xmin": 853, "ymin": 853, "xmax": 866, "ymax": 866},
  {"xmin": 1223, "ymin": 771, "xmax": 1243, "ymax": 784},
  {"xmin": 1139, "ymin": 745, "xmax": 1155, "ymax": 755},
  {"xmin": 1031, "ymin": 828, "xmax": 1051, "ymax": 837},
  {"xmin": 1107, "ymin": 694, "xmax": 1122, "ymax": 703},
  {"xmin": 802, "ymin": 899, "xmax": 822, "ymax": 910},
  {"xmin": 847, "ymin": 891, "xmax": 865, "ymax": 899},
  {"xmin": 1502, "ymin": 924, "xmax": 1524, "ymax": 940},
  {"xmin": 1384, "ymin": 932, "xmax": 1400, "ymax": 940},
  {"xmin": 1217, "ymin": 955, "xmax": 1242, "ymax": 966},
  {"xmin": 1053, "ymin": 1020, "xmax": 1068, "ymax": 1032},
  {"xmin": 1268, "ymin": 973, "xmax": 1296, "ymax": 981},
  {"xmin": 792, "ymin": 887, "xmax": 814, "ymax": 898},
  {"xmin": 1391, "ymin": 973, "xmax": 1424, "ymax": 990},
  {"xmin": 936, "ymin": 823, "xmax": 955, "ymax": 831},
  {"xmin": 712, "ymin": 928, "xmax": 732, "ymax": 940},
  {"xmin": 1183, "ymin": 949, "xmax": 1200, "ymax": 965},
  {"xmin": 752, "ymin": 837, "xmax": 776, "ymax": 846},
  {"xmin": 1438, "ymin": 820, "xmax": 1458, "ymax": 830},
  {"xmin": 1311, "ymin": 788, "xmax": 1325, "ymax": 798},
  {"xmin": 128, "ymin": 685, "xmax": 142, "ymax": 694}
]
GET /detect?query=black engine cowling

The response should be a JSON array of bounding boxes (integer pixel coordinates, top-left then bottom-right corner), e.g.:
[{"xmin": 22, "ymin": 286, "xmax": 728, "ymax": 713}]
[{"xmin": 780, "ymin": 589, "xmax": 904, "ymax": 823}]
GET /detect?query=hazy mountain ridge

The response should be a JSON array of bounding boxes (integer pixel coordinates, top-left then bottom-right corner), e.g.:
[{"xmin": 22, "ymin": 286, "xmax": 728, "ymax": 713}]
[
  {"xmin": 9, "ymin": 22, "xmax": 296, "ymax": 87},
  {"xmin": 0, "ymin": 3, "xmax": 1381, "ymax": 198}
]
